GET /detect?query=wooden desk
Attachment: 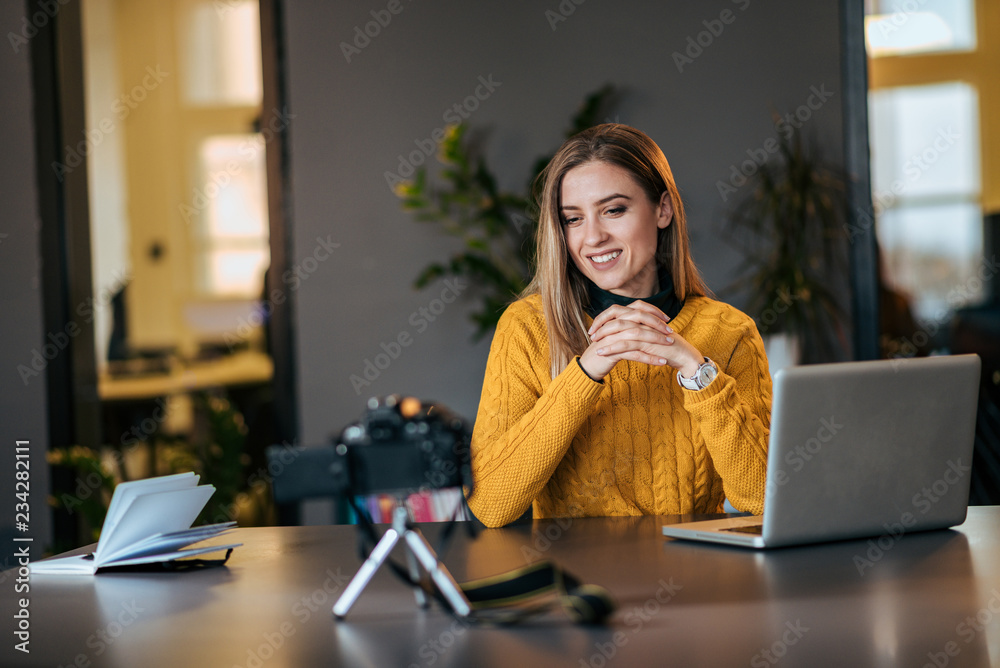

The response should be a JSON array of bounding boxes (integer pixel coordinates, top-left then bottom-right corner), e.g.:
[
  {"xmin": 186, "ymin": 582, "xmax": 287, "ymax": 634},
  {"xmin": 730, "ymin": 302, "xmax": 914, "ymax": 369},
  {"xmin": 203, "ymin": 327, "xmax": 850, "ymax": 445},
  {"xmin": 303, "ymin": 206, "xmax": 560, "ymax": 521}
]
[{"xmin": 8, "ymin": 508, "xmax": 1000, "ymax": 667}]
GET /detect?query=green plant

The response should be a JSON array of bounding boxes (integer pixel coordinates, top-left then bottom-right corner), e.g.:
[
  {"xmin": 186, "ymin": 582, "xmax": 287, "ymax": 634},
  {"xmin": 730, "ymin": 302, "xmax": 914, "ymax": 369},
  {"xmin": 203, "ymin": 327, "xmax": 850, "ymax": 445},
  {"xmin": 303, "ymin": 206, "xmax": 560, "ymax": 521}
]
[
  {"xmin": 184, "ymin": 392, "xmax": 251, "ymax": 525},
  {"xmin": 724, "ymin": 120, "xmax": 848, "ymax": 361},
  {"xmin": 395, "ymin": 85, "xmax": 618, "ymax": 338},
  {"xmin": 47, "ymin": 446, "xmax": 116, "ymax": 544}
]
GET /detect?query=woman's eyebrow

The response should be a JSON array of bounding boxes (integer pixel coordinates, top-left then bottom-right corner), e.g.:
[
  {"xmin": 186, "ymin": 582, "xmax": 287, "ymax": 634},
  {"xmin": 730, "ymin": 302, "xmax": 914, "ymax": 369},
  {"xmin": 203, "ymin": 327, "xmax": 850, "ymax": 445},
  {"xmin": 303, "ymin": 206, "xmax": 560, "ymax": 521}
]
[
  {"xmin": 595, "ymin": 193, "xmax": 631, "ymax": 205},
  {"xmin": 560, "ymin": 193, "xmax": 632, "ymax": 210}
]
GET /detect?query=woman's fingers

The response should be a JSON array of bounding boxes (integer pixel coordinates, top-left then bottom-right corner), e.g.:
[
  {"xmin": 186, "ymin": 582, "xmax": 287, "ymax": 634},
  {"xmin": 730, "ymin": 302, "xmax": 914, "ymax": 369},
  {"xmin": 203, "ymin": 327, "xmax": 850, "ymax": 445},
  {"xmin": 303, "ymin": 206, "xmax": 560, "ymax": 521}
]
[
  {"xmin": 589, "ymin": 301, "xmax": 668, "ymax": 334},
  {"xmin": 589, "ymin": 302, "xmax": 673, "ymax": 340},
  {"xmin": 581, "ymin": 338, "xmax": 666, "ymax": 377},
  {"xmin": 582, "ymin": 301, "xmax": 688, "ymax": 376},
  {"xmin": 623, "ymin": 299, "xmax": 670, "ymax": 323},
  {"xmin": 591, "ymin": 318, "xmax": 673, "ymax": 344},
  {"xmin": 595, "ymin": 326, "xmax": 705, "ymax": 376},
  {"xmin": 594, "ymin": 326, "xmax": 675, "ymax": 356},
  {"xmin": 581, "ymin": 317, "xmax": 704, "ymax": 378}
]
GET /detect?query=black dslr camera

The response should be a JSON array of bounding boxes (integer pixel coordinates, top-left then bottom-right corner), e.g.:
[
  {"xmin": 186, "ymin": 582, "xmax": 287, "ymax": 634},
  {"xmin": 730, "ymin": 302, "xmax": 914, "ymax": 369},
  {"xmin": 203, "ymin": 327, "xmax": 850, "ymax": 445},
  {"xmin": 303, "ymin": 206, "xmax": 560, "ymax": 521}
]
[{"xmin": 329, "ymin": 395, "xmax": 472, "ymax": 496}]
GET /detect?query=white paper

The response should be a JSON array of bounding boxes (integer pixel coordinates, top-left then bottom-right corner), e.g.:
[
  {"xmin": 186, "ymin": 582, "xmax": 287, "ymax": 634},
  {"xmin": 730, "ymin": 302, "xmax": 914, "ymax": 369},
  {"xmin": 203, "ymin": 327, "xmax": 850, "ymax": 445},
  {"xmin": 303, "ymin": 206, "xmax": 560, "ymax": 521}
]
[
  {"xmin": 99, "ymin": 472, "xmax": 199, "ymax": 554},
  {"xmin": 111, "ymin": 523, "xmax": 236, "ymax": 561},
  {"xmin": 97, "ymin": 485, "xmax": 215, "ymax": 564}
]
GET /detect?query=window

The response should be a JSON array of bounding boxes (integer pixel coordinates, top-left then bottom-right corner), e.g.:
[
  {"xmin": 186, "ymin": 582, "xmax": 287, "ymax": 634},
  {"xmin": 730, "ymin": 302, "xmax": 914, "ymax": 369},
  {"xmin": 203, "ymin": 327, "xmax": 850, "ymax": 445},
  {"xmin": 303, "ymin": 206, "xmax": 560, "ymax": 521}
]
[
  {"xmin": 181, "ymin": 0, "xmax": 269, "ymax": 299},
  {"xmin": 197, "ymin": 135, "xmax": 270, "ymax": 296},
  {"xmin": 865, "ymin": 0, "xmax": 998, "ymax": 357},
  {"xmin": 869, "ymin": 81, "xmax": 982, "ymax": 322},
  {"xmin": 182, "ymin": 0, "xmax": 263, "ymax": 106},
  {"xmin": 865, "ymin": 0, "xmax": 976, "ymax": 57}
]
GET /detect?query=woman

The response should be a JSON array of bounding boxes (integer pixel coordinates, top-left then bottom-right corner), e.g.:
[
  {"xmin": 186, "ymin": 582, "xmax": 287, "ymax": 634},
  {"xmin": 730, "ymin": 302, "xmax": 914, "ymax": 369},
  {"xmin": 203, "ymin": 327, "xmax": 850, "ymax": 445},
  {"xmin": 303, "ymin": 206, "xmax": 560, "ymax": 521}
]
[{"xmin": 467, "ymin": 124, "xmax": 771, "ymax": 528}]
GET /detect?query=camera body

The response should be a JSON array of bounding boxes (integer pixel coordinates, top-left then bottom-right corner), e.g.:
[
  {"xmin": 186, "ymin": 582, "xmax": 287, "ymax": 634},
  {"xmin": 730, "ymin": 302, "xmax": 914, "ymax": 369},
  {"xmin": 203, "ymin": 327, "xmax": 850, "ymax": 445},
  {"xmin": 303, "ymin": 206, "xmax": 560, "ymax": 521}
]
[{"xmin": 329, "ymin": 395, "xmax": 472, "ymax": 496}]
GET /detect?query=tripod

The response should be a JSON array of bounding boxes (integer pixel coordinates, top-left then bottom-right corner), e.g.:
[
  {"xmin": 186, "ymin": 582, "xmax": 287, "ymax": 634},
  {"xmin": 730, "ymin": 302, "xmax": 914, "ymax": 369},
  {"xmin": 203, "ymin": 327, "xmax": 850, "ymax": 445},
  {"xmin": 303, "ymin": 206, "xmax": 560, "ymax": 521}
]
[{"xmin": 333, "ymin": 504, "xmax": 472, "ymax": 619}]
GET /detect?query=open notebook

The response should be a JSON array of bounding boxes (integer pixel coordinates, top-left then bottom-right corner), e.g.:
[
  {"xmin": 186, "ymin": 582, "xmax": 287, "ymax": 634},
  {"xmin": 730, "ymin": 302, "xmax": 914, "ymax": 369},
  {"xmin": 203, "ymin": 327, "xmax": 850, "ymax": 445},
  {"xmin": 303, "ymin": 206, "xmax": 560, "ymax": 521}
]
[{"xmin": 30, "ymin": 472, "xmax": 241, "ymax": 575}]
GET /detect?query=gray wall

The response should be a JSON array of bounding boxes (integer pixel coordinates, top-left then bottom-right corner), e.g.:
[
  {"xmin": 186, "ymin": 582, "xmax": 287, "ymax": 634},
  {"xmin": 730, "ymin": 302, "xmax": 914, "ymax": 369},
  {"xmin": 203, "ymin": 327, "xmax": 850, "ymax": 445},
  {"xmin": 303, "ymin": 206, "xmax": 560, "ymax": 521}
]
[
  {"xmin": 283, "ymin": 0, "xmax": 847, "ymax": 445},
  {"xmin": 0, "ymin": 0, "xmax": 52, "ymax": 557}
]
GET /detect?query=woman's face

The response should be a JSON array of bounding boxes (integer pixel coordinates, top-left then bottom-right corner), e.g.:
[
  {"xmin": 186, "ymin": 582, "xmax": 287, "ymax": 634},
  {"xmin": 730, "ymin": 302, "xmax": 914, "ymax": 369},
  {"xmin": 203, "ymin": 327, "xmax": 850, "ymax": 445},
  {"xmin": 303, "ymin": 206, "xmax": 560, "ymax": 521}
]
[{"xmin": 559, "ymin": 161, "xmax": 672, "ymax": 299}]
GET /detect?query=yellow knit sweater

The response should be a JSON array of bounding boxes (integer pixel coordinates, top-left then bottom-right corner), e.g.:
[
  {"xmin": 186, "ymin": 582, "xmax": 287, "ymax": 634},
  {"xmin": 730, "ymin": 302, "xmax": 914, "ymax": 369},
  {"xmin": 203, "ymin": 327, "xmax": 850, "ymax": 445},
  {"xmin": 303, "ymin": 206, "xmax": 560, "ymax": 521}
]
[{"xmin": 467, "ymin": 293, "xmax": 771, "ymax": 528}]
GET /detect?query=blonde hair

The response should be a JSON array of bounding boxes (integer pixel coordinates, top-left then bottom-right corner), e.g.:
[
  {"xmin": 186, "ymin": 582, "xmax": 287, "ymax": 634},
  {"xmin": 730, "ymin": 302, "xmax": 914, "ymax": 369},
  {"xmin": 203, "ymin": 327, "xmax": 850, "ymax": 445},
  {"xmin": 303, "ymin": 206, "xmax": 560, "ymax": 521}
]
[{"xmin": 522, "ymin": 124, "xmax": 708, "ymax": 378}]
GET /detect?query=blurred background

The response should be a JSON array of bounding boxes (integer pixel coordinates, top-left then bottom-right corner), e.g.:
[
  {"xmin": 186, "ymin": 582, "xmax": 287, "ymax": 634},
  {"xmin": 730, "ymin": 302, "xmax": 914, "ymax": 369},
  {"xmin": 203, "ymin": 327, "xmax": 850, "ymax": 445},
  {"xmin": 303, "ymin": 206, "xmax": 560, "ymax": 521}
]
[{"xmin": 1, "ymin": 0, "xmax": 997, "ymax": 552}]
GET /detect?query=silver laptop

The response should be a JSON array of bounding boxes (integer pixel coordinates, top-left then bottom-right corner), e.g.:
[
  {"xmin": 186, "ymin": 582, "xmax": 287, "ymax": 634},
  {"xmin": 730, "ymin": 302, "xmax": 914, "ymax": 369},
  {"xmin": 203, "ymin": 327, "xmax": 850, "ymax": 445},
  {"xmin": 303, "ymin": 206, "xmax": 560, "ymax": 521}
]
[{"xmin": 662, "ymin": 354, "xmax": 981, "ymax": 548}]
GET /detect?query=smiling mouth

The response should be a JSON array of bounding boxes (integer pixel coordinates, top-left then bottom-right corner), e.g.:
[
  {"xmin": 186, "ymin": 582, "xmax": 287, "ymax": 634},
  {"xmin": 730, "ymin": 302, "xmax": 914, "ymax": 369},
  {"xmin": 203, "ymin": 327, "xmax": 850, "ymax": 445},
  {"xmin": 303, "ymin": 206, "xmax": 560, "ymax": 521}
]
[{"xmin": 589, "ymin": 250, "xmax": 622, "ymax": 264}]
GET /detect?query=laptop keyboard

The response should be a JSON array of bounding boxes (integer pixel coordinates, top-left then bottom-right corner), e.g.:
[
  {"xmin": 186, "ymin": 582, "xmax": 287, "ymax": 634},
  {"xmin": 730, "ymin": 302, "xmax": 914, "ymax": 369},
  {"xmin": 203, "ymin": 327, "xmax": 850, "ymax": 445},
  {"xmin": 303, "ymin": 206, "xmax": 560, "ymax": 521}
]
[{"xmin": 722, "ymin": 524, "xmax": 763, "ymax": 535}]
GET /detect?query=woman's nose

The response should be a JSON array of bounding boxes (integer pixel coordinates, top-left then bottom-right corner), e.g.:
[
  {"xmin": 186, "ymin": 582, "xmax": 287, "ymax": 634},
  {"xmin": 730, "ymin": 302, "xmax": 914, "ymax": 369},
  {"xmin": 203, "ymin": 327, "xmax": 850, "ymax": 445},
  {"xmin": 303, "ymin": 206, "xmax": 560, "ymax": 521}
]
[{"xmin": 583, "ymin": 219, "xmax": 609, "ymax": 246}]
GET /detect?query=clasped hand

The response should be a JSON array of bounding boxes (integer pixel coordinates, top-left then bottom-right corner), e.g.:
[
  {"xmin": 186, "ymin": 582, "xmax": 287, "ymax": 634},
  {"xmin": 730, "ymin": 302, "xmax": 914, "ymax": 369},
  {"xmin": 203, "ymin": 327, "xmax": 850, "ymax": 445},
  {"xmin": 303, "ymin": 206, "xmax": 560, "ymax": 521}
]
[{"xmin": 578, "ymin": 301, "xmax": 703, "ymax": 381}]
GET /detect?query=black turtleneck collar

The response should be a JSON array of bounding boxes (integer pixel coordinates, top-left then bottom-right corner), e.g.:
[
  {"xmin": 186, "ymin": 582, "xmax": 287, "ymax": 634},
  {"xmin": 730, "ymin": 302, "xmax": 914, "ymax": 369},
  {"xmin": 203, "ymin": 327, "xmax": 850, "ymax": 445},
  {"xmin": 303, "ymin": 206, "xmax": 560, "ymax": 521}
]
[{"xmin": 584, "ymin": 264, "xmax": 683, "ymax": 320}]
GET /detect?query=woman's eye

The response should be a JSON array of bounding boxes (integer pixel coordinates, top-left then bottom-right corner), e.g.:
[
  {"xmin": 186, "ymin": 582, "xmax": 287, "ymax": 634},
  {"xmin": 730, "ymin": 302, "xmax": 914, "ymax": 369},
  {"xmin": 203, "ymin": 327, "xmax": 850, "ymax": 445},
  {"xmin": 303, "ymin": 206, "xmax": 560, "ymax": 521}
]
[
  {"xmin": 562, "ymin": 216, "xmax": 582, "ymax": 226},
  {"xmin": 606, "ymin": 206, "xmax": 626, "ymax": 216}
]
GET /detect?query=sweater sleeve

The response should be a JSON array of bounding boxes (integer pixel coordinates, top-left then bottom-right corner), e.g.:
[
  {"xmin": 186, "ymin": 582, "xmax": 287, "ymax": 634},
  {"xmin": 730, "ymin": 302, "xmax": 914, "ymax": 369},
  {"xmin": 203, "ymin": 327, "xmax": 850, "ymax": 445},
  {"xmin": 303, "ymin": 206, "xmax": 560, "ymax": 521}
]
[
  {"xmin": 682, "ymin": 320, "xmax": 771, "ymax": 514},
  {"xmin": 466, "ymin": 301, "xmax": 605, "ymax": 527}
]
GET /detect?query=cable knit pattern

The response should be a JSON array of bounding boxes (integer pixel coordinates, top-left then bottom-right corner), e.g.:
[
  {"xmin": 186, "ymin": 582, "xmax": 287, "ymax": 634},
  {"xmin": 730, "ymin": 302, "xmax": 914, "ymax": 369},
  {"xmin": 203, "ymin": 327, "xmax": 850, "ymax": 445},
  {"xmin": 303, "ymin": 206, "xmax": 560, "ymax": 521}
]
[{"xmin": 467, "ymin": 294, "xmax": 771, "ymax": 528}]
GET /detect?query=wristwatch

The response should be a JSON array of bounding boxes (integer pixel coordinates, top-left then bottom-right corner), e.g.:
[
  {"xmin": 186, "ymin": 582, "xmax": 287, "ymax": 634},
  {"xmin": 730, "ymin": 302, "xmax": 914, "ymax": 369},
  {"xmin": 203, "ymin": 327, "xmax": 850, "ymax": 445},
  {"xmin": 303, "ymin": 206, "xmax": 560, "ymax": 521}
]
[{"xmin": 677, "ymin": 357, "xmax": 718, "ymax": 391}]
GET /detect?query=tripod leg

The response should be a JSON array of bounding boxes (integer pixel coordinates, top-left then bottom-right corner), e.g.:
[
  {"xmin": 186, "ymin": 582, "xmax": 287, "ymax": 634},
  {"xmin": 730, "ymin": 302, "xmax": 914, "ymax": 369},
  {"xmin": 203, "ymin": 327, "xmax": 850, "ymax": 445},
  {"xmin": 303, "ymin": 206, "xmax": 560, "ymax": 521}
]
[
  {"xmin": 405, "ymin": 545, "xmax": 429, "ymax": 608},
  {"xmin": 403, "ymin": 529, "xmax": 472, "ymax": 617},
  {"xmin": 333, "ymin": 528, "xmax": 402, "ymax": 618}
]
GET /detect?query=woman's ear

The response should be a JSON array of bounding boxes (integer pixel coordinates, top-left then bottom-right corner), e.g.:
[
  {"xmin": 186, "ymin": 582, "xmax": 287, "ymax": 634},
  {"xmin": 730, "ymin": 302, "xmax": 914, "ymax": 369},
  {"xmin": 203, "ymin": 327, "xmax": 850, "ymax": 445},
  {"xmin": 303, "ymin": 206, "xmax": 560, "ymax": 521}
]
[{"xmin": 657, "ymin": 191, "xmax": 673, "ymax": 229}]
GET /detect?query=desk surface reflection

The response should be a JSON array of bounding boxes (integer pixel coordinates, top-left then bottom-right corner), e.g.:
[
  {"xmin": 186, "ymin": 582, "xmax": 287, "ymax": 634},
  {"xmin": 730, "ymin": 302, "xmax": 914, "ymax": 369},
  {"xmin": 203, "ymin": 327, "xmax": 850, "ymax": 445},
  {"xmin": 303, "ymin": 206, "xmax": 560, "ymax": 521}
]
[{"xmin": 7, "ymin": 507, "xmax": 1000, "ymax": 667}]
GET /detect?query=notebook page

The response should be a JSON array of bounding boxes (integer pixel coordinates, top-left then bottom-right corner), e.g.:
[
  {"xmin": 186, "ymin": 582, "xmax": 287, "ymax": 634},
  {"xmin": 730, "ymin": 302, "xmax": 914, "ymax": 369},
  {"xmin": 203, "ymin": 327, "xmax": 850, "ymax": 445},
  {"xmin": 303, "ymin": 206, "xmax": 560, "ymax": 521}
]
[
  {"xmin": 96, "ymin": 484, "xmax": 214, "ymax": 564},
  {"xmin": 102, "ymin": 542, "xmax": 242, "ymax": 569},
  {"xmin": 28, "ymin": 554, "xmax": 99, "ymax": 576},
  {"xmin": 116, "ymin": 523, "xmax": 236, "ymax": 561},
  {"xmin": 99, "ymin": 473, "xmax": 199, "ymax": 550}
]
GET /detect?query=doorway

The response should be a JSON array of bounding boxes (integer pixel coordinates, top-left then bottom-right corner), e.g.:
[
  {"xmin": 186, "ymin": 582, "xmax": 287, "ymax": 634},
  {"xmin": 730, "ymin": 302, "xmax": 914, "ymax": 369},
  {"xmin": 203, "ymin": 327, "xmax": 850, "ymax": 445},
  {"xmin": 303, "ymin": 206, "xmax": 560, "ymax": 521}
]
[{"xmin": 43, "ymin": 0, "xmax": 294, "ymax": 545}]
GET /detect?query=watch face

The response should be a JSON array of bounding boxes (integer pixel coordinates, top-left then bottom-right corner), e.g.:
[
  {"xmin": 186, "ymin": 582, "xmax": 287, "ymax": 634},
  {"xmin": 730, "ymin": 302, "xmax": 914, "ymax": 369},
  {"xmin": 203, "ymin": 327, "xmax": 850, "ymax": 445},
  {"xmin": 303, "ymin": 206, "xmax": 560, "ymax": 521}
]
[{"xmin": 698, "ymin": 363, "xmax": 717, "ymax": 386}]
